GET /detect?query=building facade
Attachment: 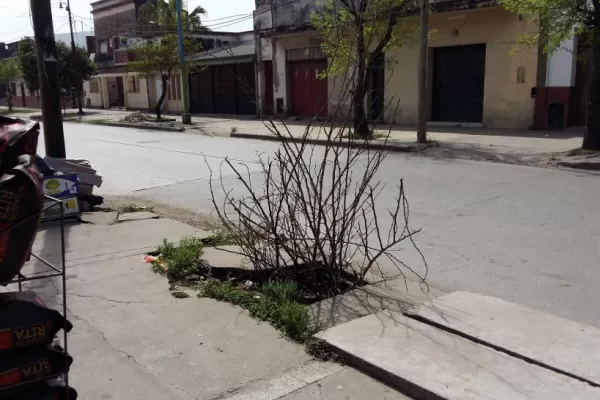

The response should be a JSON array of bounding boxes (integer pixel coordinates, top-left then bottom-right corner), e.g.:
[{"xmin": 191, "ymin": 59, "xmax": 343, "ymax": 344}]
[
  {"xmin": 85, "ymin": 0, "xmax": 258, "ymax": 115},
  {"xmin": 253, "ymin": 0, "xmax": 590, "ymax": 130},
  {"xmin": 0, "ymin": 40, "xmax": 43, "ymax": 109},
  {"xmin": 85, "ymin": 0, "xmax": 160, "ymax": 110},
  {"xmin": 81, "ymin": 0, "xmax": 589, "ymax": 129}
]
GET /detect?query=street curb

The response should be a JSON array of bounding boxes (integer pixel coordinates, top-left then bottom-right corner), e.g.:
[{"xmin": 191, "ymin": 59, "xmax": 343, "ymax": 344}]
[
  {"xmin": 94, "ymin": 121, "xmax": 185, "ymax": 132},
  {"xmin": 230, "ymin": 132, "xmax": 419, "ymax": 153},
  {"xmin": 314, "ymin": 335, "xmax": 442, "ymax": 400},
  {"xmin": 556, "ymin": 161, "xmax": 600, "ymax": 171},
  {"xmin": 28, "ymin": 115, "xmax": 185, "ymax": 132}
]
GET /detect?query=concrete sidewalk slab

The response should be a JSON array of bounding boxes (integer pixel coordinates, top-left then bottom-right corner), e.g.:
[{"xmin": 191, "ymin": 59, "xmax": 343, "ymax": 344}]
[
  {"xmin": 10, "ymin": 216, "xmax": 324, "ymax": 400},
  {"xmin": 30, "ymin": 218, "xmax": 207, "ymax": 270},
  {"xmin": 278, "ymin": 367, "xmax": 412, "ymax": 400},
  {"xmin": 117, "ymin": 211, "xmax": 160, "ymax": 222},
  {"xmin": 406, "ymin": 291, "xmax": 600, "ymax": 386},
  {"xmin": 310, "ymin": 276, "xmax": 445, "ymax": 330},
  {"xmin": 316, "ymin": 311, "xmax": 600, "ymax": 400}
]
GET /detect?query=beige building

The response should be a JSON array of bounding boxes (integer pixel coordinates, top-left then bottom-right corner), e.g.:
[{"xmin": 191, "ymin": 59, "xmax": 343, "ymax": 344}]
[
  {"xmin": 255, "ymin": 0, "xmax": 588, "ymax": 130},
  {"xmin": 84, "ymin": 73, "xmax": 184, "ymax": 113},
  {"xmin": 387, "ymin": 6, "xmax": 538, "ymax": 129}
]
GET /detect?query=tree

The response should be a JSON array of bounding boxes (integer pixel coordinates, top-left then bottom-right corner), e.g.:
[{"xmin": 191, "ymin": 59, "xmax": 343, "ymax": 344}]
[
  {"xmin": 0, "ymin": 59, "xmax": 21, "ymax": 111},
  {"xmin": 500, "ymin": 0, "xmax": 600, "ymax": 150},
  {"xmin": 17, "ymin": 38, "xmax": 97, "ymax": 98},
  {"xmin": 137, "ymin": 0, "xmax": 208, "ymax": 34},
  {"xmin": 126, "ymin": 35, "xmax": 198, "ymax": 119},
  {"xmin": 58, "ymin": 42, "xmax": 98, "ymax": 95},
  {"xmin": 312, "ymin": 0, "xmax": 413, "ymax": 138},
  {"xmin": 17, "ymin": 38, "xmax": 39, "ymax": 93}
]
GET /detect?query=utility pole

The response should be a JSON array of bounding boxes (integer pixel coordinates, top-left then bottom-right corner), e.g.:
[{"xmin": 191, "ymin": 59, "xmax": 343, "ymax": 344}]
[
  {"xmin": 30, "ymin": 0, "xmax": 66, "ymax": 158},
  {"xmin": 176, "ymin": 0, "xmax": 192, "ymax": 125},
  {"xmin": 417, "ymin": 0, "xmax": 429, "ymax": 144},
  {"xmin": 60, "ymin": 0, "xmax": 84, "ymax": 115}
]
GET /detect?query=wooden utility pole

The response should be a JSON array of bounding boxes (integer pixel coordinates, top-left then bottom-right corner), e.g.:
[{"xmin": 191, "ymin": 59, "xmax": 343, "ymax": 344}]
[
  {"xmin": 62, "ymin": 0, "xmax": 84, "ymax": 115},
  {"xmin": 417, "ymin": 0, "xmax": 429, "ymax": 144},
  {"xmin": 30, "ymin": 0, "xmax": 66, "ymax": 158},
  {"xmin": 176, "ymin": 0, "xmax": 192, "ymax": 124}
]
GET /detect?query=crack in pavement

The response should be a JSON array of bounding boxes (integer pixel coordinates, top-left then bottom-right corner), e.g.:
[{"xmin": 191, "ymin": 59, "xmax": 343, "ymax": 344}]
[
  {"xmin": 68, "ymin": 292, "xmax": 144, "ymax": 305},
  {"xmin": 21, "ymin": 277, "xmax": 196, "ymax": 398},
  {"xmin": 72, "ymin": 311, "xmax": 199, "ymax": 400}
]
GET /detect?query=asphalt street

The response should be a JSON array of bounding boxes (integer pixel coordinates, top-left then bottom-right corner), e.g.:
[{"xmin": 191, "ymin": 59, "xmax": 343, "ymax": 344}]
[{"xmin": 41, "ymin": 122, "xmax": 600, "ymax": 328}]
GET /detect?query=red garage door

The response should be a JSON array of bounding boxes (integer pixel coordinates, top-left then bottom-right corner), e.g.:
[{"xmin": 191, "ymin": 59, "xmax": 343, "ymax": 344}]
[{"xmin": 290, "ymin": 60, "xmax": 328, "ymax": 118}]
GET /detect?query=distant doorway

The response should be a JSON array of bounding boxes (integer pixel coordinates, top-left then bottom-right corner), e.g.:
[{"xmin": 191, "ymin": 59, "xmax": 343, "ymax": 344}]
[
  {"xmin": 369, "ymin": 53, "xmax": 385, "ymax": 121},
  {"xmin": 432, "ymin": 44, "xmax": 486, "ymax": 123}
]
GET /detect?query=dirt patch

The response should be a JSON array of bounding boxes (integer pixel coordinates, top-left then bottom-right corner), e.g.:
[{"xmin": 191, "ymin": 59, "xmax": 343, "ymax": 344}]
[
  {"xmin": 540, "ymin": 148, "xmax": 600, "ymax": 171},
  {"xmin": 102, "ymin": 195, "xmax": 221, "ymax": 231},
  {"xmin": 174, "ymin": 261, "xmax": 364, "ymax": 304}
]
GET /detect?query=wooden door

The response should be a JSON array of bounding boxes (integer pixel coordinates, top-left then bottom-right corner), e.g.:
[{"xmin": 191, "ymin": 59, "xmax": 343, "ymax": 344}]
[
  {"xmin": 263, "ymin": 61, "xmax": 274, "ymax": 115},
  {"xmin": 290, "ymin": 60, "xmax": 328, "ymax": 118}
]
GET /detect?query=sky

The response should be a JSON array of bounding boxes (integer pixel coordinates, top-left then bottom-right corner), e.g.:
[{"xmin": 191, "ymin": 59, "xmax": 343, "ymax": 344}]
[{"xmin": 0, "ymin": 0, "xmax": 255, "ymax": 45}]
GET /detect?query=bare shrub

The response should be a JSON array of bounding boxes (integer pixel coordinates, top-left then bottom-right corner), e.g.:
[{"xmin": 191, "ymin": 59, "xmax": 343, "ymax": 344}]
[
  {"xmin": 206, "ymin": 31, "xmax": 426, "ymax": 301},
  {"xmin": 207, "ymin": 122, "xmax": 427, "ymax": 300}
]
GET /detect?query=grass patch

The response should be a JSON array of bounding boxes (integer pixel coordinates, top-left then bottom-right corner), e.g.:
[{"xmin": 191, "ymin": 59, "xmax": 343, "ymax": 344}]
[
  {"xmin": 567, "ymin": 147, "xmax": 600, "ymax": 157},
  {"xmin": 0, "ymin": 108, "xmax": 34, "ymax": 115},
  {"xmin": 343, "ymin": 130, "xmax": 388, "ymax": 140},
  {"xmin": 87, "ymin": 118, "xmax": 111, "ymax": 125},
  {"xmin": 149, "ymin": 232, "xmax": 235, "ymax": 280},
  {"xmin": 154, "ymin": 236, "xmax": 205, "ymax": 279},
  {"xmin": 198, "ymin": 280, "xmax": 316, "ymax": 342},
  {"xmin": 149, "ymin": 236, "xmax": 345, "ymax": 361},
  {"xmin": 118, "ymin": 204, "xmax": 155, "ymax": 213},
  {"xmin": 200, "ymin": 231, "xmax": 237, "ymax": 247}
]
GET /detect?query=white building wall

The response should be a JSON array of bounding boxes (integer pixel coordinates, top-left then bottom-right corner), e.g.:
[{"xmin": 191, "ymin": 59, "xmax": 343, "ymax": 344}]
[
  {"xmin": 272, "ymin": 38, "xmax": 288, "ymax": 113},
  {"xmin": 546, "ymin": 36, "xmax": 577, "ymax": 87}
]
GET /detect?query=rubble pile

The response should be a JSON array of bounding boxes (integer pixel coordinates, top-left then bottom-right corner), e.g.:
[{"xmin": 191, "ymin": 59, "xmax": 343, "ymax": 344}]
[{"xmin": 121, "ymin": 111, "xmax": 153, "ymax": 124}]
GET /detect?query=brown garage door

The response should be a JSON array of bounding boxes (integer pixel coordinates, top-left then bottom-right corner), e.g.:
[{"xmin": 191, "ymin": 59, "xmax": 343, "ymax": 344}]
[{"xmin": 290, "ymin": 60, "xmax": 328, "ymax": 118}]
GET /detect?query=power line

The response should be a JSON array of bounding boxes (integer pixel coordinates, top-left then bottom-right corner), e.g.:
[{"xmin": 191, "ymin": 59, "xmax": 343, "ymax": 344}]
[
  {"xmin": 71, "ymin": 0, "xmax": 295, "ymax": 34},
  {"xmin": 72, "ymin": 11, "xmax": 252, "ymax": 31}
]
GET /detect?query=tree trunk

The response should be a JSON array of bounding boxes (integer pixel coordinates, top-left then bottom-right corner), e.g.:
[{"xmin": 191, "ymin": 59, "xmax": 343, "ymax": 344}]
[
  {"xmin": 7, "ymin": 91, "xmax": 13, "ymax": 112},
  {"xmin": 155, "ymin": 74, "xmax": 168, "ymax": 120},
  {"xmin": 353, "ymin": 79, "xmax": 369, "ymax": 138},
  {"xmin": 583, "ymin": 30, "xmax": 600, "ymax": 150},
  {"xmin": 353, "ymin": 27, "xmax": 370, "ymax": 139}
]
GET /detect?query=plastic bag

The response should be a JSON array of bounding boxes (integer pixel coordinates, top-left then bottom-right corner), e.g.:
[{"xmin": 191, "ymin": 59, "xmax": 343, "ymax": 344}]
[{"xmin": 0, "ymin": 155, "xmax": 43, "ymax": 285}]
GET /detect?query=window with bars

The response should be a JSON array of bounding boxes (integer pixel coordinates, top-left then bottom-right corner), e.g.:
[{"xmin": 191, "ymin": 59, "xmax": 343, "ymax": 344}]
[
  {"xmin": 286, "ymin": 47, "xmax": 326, "ymax": 61},
  {"xmin": 168, "ymin": 74, "xmax": 181, "ymax": 100},
  {"xmin": 127, "ymin": 76, "xmax": 140, "ymax": 93}
]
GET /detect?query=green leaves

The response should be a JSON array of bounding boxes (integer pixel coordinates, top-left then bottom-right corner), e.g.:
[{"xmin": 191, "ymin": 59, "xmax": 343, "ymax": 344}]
[
  {"xmin": 136, "ymin": 0, "xmax": 208, "ymax": 34},
  {"xmin": 0, "ymin": 59, "xmax": 21, "ymax": 83},
  {"xmin": 312, "ymin": 0, "xmax": 414, "ymax": 77},
  {"xmin": 126, "ymin": 34, "xmax": 200, "ymax": 77},
  {"xmin": 499, "ymin": 0, "xmax": 597, "ymax": 53},
  {"xmin": 17, "ymin": 38, "xmax": 39, "ymax": 92},
  {"xmin": 15, "ymin": 37, "xmax": 97, "ymax": 92}
]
